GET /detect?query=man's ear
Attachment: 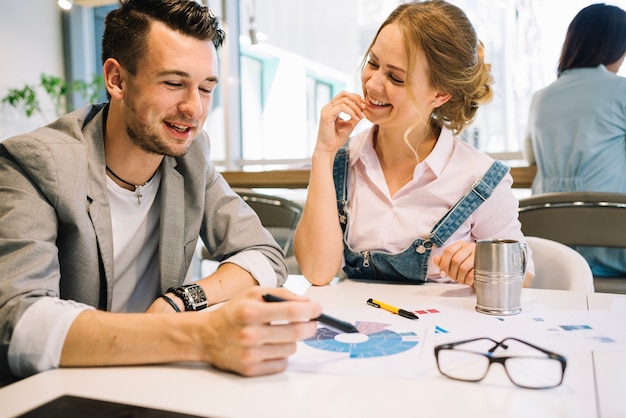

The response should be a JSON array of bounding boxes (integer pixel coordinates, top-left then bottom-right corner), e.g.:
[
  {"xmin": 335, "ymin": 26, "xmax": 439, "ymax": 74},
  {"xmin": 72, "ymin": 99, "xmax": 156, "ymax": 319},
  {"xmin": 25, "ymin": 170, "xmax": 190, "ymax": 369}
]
[{"xmin": 102, "ymin": 58, "xmax": 125, "ymax": 100}]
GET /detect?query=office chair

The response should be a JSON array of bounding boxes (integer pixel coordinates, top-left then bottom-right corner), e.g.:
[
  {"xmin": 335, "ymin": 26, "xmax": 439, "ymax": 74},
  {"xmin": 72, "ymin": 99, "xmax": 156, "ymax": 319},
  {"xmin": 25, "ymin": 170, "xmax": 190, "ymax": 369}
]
[
  {"xmin": 518, "ymin": 191, "xmax": 626, "ymax": 248},
  {"xmin": 199, "ymin": 189, "xmax": 304, "ymax": 275},
  {"xmin": 232, "ymin": 188, "xmax": 303, "ymax": 258},
  {"xmin": 518, "ymin": 191, "xmax": 626, "ymax": 294},
  {"xmin": 526, "ymin": 236, "xmax": 594, "ymax": 292}
]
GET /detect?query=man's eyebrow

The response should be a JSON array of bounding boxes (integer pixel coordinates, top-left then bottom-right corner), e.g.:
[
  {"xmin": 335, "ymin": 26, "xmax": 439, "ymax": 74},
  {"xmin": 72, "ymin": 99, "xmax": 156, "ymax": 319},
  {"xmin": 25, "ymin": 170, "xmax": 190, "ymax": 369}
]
[
  {"xmin": 156, "ymin": 69, "xmax": 219, "ymax": 83},
  {"xmin": 370, "ymin": 51, "xmax": 406, "ymax": 74}
]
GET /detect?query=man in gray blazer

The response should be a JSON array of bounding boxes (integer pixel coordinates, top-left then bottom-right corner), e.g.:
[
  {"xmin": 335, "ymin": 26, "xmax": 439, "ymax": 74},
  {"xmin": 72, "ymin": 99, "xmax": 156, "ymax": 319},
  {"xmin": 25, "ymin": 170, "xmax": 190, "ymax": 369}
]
[{"xmin": 0, "ymin": 0, "xmax": 320, "ymax": 383}]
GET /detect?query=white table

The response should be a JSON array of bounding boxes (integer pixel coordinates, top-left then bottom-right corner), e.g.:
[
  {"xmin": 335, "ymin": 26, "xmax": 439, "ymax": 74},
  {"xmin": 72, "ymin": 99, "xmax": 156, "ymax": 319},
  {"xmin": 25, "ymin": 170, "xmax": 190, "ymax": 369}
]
[
  {"xmin": 1, "ymin": 279, "xmax": 624, "ymax": 418},
  {"xmin": 586, "ymin": 291, "xmax": 626, "ymax": 418}
]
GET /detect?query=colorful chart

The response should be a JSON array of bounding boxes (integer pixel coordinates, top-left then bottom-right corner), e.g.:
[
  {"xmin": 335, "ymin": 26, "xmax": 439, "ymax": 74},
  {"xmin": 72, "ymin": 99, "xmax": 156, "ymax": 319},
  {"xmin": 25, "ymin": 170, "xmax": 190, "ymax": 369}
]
[{"xmin": 303, "ymin": 320, "xmax": 419, "ymax": 358}]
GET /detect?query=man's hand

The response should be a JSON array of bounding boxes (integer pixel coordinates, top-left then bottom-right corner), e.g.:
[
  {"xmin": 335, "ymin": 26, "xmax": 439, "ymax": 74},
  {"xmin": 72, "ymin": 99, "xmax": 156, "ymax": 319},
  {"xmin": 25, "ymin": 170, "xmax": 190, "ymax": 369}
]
[{"xmin": 196, "ymin": 287, "xmax": 321, "ymax": 376}]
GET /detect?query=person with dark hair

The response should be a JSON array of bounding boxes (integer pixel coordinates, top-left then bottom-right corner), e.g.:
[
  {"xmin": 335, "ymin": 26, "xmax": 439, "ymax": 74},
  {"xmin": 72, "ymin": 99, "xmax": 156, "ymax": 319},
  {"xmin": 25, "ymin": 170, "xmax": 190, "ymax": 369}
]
[
  {"xmin": 0, "ymin": 0, "xmax": 321, "ymax": 382},
  {"xmin": 525, "ymin": 3, "xmax": 626, "ymax": 277},
  {"xmin": 294, "ymin": 0, "xmax": 534, "ymax": 287}
]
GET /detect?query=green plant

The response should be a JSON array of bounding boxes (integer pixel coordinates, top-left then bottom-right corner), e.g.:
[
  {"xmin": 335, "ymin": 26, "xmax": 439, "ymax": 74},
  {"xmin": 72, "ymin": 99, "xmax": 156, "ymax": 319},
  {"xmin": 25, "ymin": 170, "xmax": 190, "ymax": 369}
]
[
  {"xmin": 40, "ymin": 74, "xmax": 68, "ymax": 117},
  {"xmin": 1, "ymin": 73, "xmax": 104, "ymax": 118},
  {"xmin": 2, "ymin": 84, "xmax": 39, "ymax": 117}
]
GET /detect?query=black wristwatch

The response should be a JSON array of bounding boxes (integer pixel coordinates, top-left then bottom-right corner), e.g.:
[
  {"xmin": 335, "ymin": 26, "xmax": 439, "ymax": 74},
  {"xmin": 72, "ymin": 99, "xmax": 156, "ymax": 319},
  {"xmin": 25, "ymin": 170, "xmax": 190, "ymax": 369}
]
[{"xmin": 168, "ymin": 284, "xmax": 208, "ymax": 311}]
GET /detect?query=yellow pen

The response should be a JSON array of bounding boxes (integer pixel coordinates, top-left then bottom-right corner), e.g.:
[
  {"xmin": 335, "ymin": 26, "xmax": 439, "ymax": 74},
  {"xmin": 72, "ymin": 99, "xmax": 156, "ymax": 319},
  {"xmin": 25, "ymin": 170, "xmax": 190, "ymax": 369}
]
[{"xmin": 367, "ymin": 298, "xmax": 419, "ymax": 320}]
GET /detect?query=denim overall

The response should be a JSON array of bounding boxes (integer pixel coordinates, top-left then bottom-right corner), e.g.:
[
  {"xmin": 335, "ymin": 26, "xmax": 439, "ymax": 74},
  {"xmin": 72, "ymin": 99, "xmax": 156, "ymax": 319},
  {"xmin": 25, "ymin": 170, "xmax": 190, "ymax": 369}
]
[{"xmin": 333, "ymin": 145, "xmax": 509, "ymax": 283}]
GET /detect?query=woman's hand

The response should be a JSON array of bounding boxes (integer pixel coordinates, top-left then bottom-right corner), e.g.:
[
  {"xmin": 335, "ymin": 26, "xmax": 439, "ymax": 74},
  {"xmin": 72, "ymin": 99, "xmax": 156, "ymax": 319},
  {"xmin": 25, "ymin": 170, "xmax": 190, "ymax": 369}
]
[
  {"xmin": 315, "ymin": 91, "xmax": 366, "ymax": 156},
  {"xmin": 432, "ymin": 241, "xmax": 476, "ymax": 286}
]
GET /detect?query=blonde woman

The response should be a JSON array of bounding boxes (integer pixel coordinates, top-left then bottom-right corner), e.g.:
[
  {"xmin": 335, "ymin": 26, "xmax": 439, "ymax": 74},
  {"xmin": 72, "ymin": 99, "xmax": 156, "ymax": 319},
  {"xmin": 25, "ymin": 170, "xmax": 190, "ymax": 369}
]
[{"xmin": 295, "ymin": 0, "xmax": 533, "ymax": 287}]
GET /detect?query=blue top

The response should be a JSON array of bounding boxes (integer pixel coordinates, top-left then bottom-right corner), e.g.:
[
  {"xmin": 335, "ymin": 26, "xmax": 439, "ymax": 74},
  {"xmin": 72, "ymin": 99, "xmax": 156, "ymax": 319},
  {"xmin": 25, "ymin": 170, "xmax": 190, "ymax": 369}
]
[
  {"xmin": 525, "ymin": 65, "xmax": 626, "ymax": 276},
  {"xmin": 525, "ymin": 65, "xmax": 626, "ymax": 194}
]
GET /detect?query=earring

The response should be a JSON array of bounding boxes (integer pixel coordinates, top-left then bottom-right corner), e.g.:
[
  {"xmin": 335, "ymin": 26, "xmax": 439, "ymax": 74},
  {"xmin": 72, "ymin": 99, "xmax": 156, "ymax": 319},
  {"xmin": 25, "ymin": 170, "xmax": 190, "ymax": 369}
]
[{"xmin": 432, "ymin": 101, "xmax": 436, "ymax": 106}]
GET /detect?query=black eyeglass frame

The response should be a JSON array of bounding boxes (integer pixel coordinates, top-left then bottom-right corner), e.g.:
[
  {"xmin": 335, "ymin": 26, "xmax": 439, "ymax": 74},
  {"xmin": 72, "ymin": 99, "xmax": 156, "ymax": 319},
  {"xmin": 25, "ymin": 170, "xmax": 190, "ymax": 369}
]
[{"xmin": 434, "ymin": 337, "xmax": 567, "ymax": 389}]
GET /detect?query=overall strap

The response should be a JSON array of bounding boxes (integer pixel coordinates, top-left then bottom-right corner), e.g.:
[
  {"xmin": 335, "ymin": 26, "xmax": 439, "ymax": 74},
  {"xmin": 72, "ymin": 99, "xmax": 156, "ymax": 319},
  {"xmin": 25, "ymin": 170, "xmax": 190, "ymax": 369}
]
[
  {"xmin": 428, "ymin": 160, "xmax": 510, "ymax": 247},
  {"xmin": 333, "ymin": 144, "xmax": 350, "ymax": 229}
]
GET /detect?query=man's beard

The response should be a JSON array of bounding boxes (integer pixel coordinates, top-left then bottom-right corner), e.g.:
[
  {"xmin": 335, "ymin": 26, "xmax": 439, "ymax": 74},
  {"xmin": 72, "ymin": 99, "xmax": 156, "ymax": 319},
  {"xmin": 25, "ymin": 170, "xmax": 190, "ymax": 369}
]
[{"xmin": 126, "ymin": 120, "xmax": 193, "ymax": 158}]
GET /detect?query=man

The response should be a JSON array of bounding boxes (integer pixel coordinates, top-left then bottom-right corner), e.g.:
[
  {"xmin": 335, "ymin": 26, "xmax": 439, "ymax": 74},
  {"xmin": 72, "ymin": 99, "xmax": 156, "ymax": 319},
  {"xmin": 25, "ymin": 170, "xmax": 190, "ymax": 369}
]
[{"xmin": 0, "ymin": 0, "xmax": 319, "ymax": 382}]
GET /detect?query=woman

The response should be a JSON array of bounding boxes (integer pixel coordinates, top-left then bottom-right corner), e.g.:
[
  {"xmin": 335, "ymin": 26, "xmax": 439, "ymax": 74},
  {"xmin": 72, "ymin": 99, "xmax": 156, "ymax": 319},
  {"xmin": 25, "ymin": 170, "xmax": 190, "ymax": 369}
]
[
  {"xmin": 525, "ymin": 3, "xmax": 626, "ymax": 277},
  {"xmin": 294, "ymin": 0, "xmax": 533, "ymax": 286}
]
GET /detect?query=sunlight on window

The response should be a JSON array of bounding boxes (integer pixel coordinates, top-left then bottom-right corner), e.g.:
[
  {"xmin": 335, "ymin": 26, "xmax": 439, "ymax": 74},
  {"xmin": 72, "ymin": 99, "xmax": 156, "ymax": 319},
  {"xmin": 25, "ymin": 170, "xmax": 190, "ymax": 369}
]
[
  {"xmin": 230, "ymin": 0, "xmax": 626, "ymax": 170},
  {"xmin": 82, "ymin": 1, "xmax": 626, "ymax": 170}
]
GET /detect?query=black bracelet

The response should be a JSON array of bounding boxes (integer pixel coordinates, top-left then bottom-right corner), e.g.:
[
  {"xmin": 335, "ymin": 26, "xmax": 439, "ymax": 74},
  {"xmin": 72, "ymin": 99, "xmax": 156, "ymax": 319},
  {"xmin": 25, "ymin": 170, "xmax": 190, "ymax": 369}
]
[
  {"xmin": 161, "ymin": 294, "xmax": 181, "ymax": 312},
  {"xmin": 168, "ymin": 286, "xmax": 193, "ymax": 311}
]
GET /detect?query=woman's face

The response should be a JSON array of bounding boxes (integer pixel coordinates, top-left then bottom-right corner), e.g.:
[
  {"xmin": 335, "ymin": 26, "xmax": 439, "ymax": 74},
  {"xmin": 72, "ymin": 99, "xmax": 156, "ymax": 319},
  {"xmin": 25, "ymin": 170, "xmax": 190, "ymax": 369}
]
[{"xmin": 361, "ymin": 22, "xmax": 439, "ymax": 130}]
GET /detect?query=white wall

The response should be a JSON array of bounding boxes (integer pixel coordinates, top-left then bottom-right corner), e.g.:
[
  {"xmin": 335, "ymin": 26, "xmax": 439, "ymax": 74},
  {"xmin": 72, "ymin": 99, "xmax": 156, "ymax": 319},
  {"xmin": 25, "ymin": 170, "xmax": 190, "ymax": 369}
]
[{"xmin": 0, "ymin": 0, "xmax": 65, "ymax": 140}]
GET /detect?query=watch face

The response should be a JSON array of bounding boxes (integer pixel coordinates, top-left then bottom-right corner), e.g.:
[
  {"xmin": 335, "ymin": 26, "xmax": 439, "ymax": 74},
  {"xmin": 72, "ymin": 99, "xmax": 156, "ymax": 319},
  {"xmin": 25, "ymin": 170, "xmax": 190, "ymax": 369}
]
[
  {"xmin": 184, "ymin": 285, "xmax": 207, "ymax": 309},
  {"xmin": 187, "ymin": 286, "xmax": 205, "ymax": 303}
]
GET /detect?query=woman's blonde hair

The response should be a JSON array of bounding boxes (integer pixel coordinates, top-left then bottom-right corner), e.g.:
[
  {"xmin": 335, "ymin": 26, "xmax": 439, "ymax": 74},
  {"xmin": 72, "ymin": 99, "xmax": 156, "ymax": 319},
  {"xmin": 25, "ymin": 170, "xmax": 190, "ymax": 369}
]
[{"xmin": 362, "ymin": 0, "xmax": 493, "ymax": 135}]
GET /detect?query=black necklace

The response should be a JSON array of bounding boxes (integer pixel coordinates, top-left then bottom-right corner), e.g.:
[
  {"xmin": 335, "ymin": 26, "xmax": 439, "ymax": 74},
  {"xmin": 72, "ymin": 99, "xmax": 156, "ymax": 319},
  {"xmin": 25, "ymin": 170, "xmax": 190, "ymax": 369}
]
[{"xmin": 106, "ymin": 165, "xmax": 158, "ymax": 205}]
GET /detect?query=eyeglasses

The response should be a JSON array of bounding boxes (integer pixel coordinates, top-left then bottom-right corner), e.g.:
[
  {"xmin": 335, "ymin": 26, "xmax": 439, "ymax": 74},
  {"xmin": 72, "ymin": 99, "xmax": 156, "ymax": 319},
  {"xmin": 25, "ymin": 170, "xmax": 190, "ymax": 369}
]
[{"xmin": 434, "ymin": 337, "xmax": 567, "ymax": 389}]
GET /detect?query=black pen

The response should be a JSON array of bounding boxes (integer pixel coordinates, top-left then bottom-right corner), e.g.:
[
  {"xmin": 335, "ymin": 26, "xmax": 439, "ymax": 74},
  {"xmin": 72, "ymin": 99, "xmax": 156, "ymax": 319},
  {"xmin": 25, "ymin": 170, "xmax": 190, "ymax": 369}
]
[
  {"xmin": 367, "ymin": 298, "xmax": 419, "ymax": 320},
  {"xmin": 262, "ymin": 294, "xmax": 359, "ymax": 333}
]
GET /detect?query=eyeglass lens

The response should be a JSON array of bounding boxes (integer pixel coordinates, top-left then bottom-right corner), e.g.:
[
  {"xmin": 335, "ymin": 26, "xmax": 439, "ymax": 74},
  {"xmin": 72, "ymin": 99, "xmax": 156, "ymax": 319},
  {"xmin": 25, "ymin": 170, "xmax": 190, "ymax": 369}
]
[
  {"xmin": 436, "ymin": 349, "xmax": 564, "ymax": 389},
  {"xmin": 504, "ymin": 356, "xmax": 564, "ymax": 388}
]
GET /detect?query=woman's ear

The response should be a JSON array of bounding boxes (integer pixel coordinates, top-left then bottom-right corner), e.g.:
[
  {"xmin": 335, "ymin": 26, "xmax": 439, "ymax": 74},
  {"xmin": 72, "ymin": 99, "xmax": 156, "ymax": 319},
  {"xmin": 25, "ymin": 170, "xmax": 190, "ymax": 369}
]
[
  {"xmin": 102, "ymin": 58, "xmax": 125, "ymax": 100},
  {"xmin": 432, "ymin": 91, "xmax": 452, "ymax": 108}
]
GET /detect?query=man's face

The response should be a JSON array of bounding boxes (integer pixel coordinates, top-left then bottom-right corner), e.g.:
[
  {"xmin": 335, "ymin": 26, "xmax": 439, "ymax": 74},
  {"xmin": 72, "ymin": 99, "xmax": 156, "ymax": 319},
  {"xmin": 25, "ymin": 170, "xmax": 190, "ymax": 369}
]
[{"xmin": 120, "ymin": 21, "xmax": 219, "ymax": 157}]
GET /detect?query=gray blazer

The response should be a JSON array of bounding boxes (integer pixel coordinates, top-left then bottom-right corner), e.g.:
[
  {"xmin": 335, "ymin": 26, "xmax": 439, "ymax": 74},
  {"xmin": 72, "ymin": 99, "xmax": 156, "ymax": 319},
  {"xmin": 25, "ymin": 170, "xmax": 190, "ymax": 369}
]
[{"xmin": 0, "ymin": 104, "xmax": 287, "ymax": 375}]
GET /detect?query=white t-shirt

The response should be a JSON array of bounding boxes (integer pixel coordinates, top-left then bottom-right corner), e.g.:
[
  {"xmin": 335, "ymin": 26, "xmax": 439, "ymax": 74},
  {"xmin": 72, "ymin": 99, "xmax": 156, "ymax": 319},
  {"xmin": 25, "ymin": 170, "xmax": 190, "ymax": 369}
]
[{"xmin": 8, "ymin": 171, "xmax": 162, "ymax": 377}]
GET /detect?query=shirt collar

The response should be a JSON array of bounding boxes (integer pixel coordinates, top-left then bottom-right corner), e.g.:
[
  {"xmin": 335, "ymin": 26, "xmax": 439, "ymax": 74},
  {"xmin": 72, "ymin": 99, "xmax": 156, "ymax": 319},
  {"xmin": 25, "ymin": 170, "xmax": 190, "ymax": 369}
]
[
  {"xmin": 561, "ymin": 64, "xmax": 609, "ymax": 76},
  {"xmin": 423, "ymin": 126, "xmax": 454, "ymax": 178},
  {"xmin": 349, "ymin": 126, "xmax": 375, "ymax": 168},
  {"xmin": 350, "ymin": 125, "xmax": 455, "ymax": 179}
]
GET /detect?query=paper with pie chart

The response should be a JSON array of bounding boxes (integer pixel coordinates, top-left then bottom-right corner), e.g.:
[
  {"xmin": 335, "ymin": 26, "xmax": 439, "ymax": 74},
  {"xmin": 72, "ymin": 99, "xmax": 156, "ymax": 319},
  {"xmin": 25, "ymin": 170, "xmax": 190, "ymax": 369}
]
[{"xmin": 288, "ymin": 309, "xmax": 431, "ymax": 379}]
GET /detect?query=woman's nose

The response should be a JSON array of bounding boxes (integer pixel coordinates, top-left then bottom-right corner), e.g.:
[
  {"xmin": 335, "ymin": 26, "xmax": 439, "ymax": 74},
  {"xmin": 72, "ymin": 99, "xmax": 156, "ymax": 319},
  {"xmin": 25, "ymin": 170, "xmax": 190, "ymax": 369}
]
[{"xmin": 364, "ymin": 69, "xmax": 385, "ymax": 93}]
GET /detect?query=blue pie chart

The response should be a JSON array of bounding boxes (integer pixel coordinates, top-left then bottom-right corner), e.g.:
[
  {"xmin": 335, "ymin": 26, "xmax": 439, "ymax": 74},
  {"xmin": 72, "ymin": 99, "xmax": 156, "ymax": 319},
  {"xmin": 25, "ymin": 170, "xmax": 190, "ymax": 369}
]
[{"xmin": 303, "ymin": 320, "xmax": 419, "ymax": 358}]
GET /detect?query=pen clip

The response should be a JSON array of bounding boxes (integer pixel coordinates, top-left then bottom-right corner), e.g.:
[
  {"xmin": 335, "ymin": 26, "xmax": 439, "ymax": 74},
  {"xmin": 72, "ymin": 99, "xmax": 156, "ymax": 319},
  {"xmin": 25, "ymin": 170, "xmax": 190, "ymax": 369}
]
[{"xmin": 366, "ymin": 298, "xmax": 380, "ymax": 308}]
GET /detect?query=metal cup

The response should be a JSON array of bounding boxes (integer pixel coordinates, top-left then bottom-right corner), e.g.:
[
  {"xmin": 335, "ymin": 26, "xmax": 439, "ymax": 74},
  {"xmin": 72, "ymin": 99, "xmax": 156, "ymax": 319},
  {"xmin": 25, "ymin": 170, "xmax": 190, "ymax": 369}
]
[{"xmin": 474, "ymin": 239, "xmax": 527, "ymax": 315}]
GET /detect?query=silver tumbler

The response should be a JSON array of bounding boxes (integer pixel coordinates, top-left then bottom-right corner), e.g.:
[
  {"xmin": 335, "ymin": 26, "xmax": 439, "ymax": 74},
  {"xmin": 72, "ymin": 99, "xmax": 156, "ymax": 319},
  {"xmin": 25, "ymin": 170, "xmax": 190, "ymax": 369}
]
[{"xmin": 474, "ymin": 239, "xmax": 527, "ymax": 315}]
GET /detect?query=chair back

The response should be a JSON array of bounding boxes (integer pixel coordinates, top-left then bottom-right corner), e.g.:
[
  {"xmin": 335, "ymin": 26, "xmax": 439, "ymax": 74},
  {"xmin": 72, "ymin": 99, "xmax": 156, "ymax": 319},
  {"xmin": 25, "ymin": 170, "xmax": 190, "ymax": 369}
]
[
  {"xmin": 518, "ymin": 192, "xmax": 626, "ymax": 248},
  {"xmin": 525, "ymin": 236, "xmax": 594, "ymax": 292},
  {"xmin": 234, "ymin": 188, "xmax": 303, "ymax": 257}
]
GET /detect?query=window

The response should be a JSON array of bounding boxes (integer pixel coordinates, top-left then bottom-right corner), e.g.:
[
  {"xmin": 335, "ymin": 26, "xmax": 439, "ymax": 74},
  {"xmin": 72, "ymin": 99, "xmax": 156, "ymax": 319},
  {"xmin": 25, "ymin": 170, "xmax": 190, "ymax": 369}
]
[
  {"xmin": 239, "ymin": 43, "xmax": 349, "ymax": 167},
  {"xmin": 234, "ymin": 0, "xmax": 626, "ymax": 169},
  {"xmin": 68, "ymin": 0, "xmax": 626, "ymax": 171},
  {"xmin": 235, "ymin": 0, "xmax": 545, "ymax": 169}
]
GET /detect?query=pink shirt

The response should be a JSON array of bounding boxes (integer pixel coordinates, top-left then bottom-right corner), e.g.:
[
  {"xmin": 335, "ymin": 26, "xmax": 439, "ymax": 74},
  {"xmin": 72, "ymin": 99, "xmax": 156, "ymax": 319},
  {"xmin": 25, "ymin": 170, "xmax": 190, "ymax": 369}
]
[{"xmin": 345, "ymin": 126, "xmax": 534, "ymax": 280}]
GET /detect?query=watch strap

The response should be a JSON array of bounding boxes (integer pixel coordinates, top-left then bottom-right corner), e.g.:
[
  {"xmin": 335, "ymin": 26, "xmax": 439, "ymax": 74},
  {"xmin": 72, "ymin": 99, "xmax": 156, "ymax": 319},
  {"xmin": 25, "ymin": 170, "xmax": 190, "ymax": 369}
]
[{"xmin": 168, "ymin": 284, "xmax": 208, "ymax": 311}]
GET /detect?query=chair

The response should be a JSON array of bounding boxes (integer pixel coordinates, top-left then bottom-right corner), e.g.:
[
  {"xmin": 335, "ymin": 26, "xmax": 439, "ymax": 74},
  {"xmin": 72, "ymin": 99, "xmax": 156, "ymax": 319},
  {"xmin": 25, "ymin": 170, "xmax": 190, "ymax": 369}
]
[
  {"xmin": 200, "ymin": 189, "xmax": 304, "ymax": 274},
  {"xmin": 525, "ymin": 236, "xmax": 594, "ymax": 292},
  {"xmin": 232, "ymin": 188, "xmax": 303, "ymax": 258},
  {"xmin": 517, "ymin": 191, "xmax": 626, "ymax": 248},
  {"xmin": 518, "ymin": 192, "xmax": 626, "ymax": 294}
]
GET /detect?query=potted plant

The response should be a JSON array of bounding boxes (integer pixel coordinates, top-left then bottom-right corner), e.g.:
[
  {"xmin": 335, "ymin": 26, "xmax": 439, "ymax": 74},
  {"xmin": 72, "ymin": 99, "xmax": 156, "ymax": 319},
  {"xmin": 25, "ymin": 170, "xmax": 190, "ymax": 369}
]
[{"xmin": 1, "ymin": 73, "xmax": 104, "ymax": 118}]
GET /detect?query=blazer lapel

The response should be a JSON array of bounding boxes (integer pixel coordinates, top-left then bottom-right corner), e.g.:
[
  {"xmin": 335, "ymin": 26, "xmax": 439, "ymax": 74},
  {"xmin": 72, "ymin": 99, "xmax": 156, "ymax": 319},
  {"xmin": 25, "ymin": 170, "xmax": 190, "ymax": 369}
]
[
  {"xmin": 84, "ymin": 109, "xmax": 116, "ymax": 310},
  {"xmin": 159, "ymin": 157, "xmax": 187, "ymax": 292}
]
